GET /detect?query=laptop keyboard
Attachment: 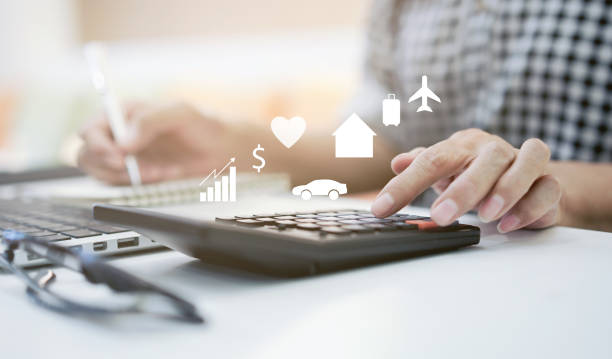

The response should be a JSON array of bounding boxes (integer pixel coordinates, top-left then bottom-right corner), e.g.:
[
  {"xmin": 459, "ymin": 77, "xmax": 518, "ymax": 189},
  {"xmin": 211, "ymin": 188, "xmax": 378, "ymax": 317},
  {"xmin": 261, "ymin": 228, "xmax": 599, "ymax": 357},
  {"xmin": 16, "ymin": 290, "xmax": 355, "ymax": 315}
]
[
  {"xmin": 216, "ymin": 209, "xmax": 470, "ymax": 235},
  {"xmin": 0, "ymin": 200, "xmax": 128, "ymax": 242}
]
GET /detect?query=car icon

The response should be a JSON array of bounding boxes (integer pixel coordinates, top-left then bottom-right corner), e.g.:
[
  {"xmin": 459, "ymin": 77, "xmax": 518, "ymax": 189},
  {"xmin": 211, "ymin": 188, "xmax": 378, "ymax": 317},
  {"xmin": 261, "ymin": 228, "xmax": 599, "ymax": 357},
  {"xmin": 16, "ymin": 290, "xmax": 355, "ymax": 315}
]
[{"xmin": 292, "ymin": 179, "xmax": 348, "ymax": 200}]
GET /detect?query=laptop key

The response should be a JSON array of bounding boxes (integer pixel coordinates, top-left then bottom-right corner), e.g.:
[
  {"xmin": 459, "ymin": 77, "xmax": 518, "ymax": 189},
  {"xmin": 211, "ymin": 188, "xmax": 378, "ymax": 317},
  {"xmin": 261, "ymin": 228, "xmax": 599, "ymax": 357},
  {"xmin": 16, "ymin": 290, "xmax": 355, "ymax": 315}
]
[
  {"xmin": 46, "ymin": 224, "xmax": 78, "ymax": 232},
  {"xmin": 60, "ymin": 229, "xmax": 102, "ymax": 238},
  {"xmin": 12, "ymin": 226, "xmax": 40, "ymax": 233},
  {"xmin": 42, "ymin": 234, "xmax": 71, "ymax": 242},
  {"xmin": 29, "ymin": 231, "xmax": 57, "ymax": 237},
  {"xmin": 87, "ymin": 224, "xmax": 127, "ymax": 234}
]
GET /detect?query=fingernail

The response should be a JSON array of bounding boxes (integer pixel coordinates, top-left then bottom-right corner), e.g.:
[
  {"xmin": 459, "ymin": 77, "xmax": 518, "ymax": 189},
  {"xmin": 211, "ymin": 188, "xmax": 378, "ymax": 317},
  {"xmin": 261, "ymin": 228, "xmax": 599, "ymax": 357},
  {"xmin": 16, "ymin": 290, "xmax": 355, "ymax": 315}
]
[
  {"xmin": 479, "ymin": 194, "xmax": 505, "ymax": 222},
  {"xmin": 498, "ymin": 214, "xmax": 521, "ymax": 233},
  {"xmin": 431, "ymin": 198, "xmax": 458, "ymax": 225},
  {"xmin": 371, "ymin": 192, "xmax": 395, "ymax": 217}
]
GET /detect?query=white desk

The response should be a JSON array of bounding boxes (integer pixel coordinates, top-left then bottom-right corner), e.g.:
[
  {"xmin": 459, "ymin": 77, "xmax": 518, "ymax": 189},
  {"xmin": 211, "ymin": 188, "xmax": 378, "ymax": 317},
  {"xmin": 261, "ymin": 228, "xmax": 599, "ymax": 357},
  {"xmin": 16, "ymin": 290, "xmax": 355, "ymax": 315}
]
[{"xmin": 1, "ymin": 208, "xmax": 611, "ymax": 359}]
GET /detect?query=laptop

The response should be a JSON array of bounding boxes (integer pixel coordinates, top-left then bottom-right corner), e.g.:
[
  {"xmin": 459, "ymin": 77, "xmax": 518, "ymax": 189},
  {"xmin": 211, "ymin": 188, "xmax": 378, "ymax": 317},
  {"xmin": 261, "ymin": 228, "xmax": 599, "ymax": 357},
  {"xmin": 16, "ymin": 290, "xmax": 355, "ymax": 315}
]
[
  {"xmin": 0, "ymin": 167, "xmax": 159, "ymax": 267},
  {"xmin": 0, "ymin": 167, "xmax": 289, "ymax": 267}
]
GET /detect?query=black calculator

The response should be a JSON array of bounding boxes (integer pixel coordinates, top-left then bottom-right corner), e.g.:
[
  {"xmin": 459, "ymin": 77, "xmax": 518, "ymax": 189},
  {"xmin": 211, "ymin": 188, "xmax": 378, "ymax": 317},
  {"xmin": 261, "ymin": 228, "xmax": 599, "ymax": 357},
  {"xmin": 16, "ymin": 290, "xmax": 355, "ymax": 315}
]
[{"xmin": 93, "ymin": 205, "xmax": 480, "ymax": 276}]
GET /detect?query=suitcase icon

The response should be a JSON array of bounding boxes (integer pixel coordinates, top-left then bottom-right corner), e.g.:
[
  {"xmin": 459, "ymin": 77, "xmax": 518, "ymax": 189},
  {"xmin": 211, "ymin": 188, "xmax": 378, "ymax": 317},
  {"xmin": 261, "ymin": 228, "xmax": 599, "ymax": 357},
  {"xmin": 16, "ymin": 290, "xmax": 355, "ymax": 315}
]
[{"xmin": 383, "ymin": 94, "xmax": 400, "ymax": 126}]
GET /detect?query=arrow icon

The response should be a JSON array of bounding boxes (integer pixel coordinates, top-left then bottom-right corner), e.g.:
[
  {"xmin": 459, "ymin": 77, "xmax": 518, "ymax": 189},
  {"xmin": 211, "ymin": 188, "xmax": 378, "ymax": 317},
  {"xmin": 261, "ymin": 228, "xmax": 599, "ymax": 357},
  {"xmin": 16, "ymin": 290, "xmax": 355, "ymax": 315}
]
[{"xmin": 199, "ymin": 157, "xmax": 235, "ymax": 186}]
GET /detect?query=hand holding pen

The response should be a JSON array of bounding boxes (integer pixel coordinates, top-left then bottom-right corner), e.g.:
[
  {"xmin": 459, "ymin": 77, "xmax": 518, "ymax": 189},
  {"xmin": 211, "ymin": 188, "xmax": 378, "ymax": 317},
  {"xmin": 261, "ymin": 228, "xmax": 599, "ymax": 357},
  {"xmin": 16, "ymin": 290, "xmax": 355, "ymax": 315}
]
[{"xmin": 84, "ymin": 42, "xmax": 142, "ymax": 185}]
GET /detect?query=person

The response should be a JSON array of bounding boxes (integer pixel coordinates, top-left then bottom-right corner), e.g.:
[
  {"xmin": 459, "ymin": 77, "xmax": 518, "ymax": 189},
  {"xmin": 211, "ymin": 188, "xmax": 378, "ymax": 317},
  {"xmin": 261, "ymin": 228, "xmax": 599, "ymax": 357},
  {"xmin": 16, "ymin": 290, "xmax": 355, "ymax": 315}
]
[{"xmin": 78, "ymin": 0, "xmax": 612, "ymax": 233}]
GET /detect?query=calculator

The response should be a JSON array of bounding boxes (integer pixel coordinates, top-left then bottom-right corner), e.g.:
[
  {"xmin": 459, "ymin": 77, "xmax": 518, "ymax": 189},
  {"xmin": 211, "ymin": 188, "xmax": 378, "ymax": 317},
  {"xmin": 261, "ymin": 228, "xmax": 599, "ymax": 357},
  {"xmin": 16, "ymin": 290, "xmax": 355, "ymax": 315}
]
[{"xmin": 93, "ymin": 205, "xmax": 480, "ymax": 276}]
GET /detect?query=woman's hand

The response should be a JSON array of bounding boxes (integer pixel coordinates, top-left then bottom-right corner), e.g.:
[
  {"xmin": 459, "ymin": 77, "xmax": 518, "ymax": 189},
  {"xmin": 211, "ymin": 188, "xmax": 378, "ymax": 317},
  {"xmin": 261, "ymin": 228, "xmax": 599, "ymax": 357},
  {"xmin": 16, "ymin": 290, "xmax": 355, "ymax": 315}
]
[
  {"xmin": 78, "ymin": 102, "xmax": 234, "ymax": 185},
  {"xmin": 371, "ymin": 128, "xmax": 563, "ymax": 233}
]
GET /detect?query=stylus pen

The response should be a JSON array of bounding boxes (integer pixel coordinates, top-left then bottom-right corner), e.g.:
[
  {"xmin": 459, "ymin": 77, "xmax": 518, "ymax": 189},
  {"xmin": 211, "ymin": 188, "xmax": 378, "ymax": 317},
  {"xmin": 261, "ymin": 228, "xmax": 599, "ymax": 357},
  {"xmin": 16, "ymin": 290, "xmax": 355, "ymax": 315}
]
[{"xmin": 83, "ymin": 42, "xmax": 142, "ymax": 186}]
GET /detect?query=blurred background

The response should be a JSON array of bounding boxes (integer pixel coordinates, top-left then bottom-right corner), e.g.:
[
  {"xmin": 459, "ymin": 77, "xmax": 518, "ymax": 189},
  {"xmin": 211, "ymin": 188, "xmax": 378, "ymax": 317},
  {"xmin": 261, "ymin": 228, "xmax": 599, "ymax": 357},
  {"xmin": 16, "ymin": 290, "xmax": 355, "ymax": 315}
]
[{"xmin": 0, "ymin": 0, "xmax": 370, "ymax": 171}]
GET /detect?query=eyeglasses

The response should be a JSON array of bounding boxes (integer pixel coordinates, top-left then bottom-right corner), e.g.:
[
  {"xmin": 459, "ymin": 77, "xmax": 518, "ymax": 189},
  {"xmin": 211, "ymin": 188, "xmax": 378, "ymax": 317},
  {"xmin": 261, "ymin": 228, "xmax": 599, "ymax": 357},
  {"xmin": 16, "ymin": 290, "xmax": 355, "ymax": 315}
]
[{"xmin": 0, "ymin": 230, "xmax": 203, "ymax": 323}]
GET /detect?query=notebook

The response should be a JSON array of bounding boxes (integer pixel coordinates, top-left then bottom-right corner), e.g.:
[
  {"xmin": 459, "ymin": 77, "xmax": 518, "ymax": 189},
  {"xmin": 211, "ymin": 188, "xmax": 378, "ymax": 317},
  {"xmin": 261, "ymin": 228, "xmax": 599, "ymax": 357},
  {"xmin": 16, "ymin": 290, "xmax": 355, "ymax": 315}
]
[{"xmin": 13, "ymin": 172, "xmax": 291, "ymax": 207}]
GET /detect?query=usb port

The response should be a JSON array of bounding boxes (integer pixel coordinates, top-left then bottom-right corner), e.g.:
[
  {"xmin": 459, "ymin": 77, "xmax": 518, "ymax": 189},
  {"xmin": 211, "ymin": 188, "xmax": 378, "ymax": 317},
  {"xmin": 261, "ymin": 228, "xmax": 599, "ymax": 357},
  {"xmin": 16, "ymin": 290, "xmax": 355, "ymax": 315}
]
[
  {"xmin": 117, "ymin": 237, "xmax": 139, "ymax": 249},
  {"xmin": 93, "ymin": 241, "xmax": 107, "ymax": 252}
]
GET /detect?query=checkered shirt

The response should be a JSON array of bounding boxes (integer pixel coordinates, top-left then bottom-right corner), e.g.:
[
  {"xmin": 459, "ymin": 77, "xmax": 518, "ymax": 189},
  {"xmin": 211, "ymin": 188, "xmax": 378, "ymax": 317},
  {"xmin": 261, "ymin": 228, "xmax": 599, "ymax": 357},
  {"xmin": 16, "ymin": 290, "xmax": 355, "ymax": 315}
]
[{"xmin": 349, "ymin": 0, "xmax": 612, "ymax": 162}]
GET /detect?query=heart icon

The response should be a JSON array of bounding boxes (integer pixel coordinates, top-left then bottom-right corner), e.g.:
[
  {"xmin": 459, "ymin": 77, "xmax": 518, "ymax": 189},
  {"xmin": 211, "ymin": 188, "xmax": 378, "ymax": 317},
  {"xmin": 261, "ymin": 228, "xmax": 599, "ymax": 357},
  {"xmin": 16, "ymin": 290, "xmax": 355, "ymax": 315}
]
[{"xmin": 270, "ymin": 116, "xmax": 306, "ymax": 148}]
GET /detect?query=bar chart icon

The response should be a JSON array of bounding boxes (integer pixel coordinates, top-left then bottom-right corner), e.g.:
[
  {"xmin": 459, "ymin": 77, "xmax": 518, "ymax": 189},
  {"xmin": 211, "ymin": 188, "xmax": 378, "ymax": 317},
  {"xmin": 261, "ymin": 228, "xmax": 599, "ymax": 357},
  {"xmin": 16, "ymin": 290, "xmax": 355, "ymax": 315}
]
[{"xmin": 199, "ymin": 158, "xmax": 237, "ymax": 202}]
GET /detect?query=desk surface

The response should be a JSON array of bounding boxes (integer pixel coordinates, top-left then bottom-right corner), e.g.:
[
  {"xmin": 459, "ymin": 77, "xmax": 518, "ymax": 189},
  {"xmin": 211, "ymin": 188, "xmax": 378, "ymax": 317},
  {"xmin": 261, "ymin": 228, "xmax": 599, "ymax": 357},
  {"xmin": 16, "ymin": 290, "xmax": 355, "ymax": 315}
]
[{"xmin": 1, "ymin": 206, "xmax": 611, "ymax": 359}]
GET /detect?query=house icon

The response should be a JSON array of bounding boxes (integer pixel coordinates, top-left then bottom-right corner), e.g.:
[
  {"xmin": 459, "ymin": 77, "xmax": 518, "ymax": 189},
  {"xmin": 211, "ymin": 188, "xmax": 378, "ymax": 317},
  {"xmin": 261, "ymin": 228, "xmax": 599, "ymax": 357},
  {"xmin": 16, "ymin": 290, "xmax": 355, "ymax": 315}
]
[{"xmin": 332, "ymin": 113, "xmax": 376, "ymax": 158}]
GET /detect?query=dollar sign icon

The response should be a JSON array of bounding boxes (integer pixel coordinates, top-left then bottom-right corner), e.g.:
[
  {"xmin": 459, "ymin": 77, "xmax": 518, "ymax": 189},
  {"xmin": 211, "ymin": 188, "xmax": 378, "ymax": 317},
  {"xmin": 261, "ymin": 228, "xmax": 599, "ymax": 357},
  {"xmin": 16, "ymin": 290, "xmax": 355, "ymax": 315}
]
[{"xmin": 252, "ymin": 144, "xmax": 265, "ymax": 173}]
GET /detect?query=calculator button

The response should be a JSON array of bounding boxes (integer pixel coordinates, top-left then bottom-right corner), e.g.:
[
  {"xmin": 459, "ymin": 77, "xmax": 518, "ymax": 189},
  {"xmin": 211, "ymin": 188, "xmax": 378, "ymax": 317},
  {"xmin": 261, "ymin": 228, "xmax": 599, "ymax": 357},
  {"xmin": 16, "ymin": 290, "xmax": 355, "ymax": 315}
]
[
  {"xmin": 236, "ymin": 219, "xmax": 265, "ymax": 226},
  {"xmin": 363, "ymin": 223, "xmax": 396, "ymax": 231},
  {"xmin": 317, "ymin": 216, "xmax": 340, "ymax": 221},
  {"xmin": 417, "ymin": 222, "xmax": 465, "ymax": 232},
  {"xmin": 296, "ymin": 214, "xmax": 318, "ymax": 218},
  {"xmin": 274, "ymin": 216, "xmax": 297, "ymax": 220},
  {"xmin": 341, "ymin": 225, "xmax": 375, "ymax": 232},
  {"xmin": 392, "ymin": 222, "xmax": 418, "ymax": 230},
  {"xmin": 253, "ymin": 213, "xmax": 275, "ymax": 217},
  {"xmin": 316, "ymin": 212, "xmax": 337, "ymax": 216},
  {"xmin": 338, "ymin": 220, "xmax": 362, "ymax": 225},
  {"xmin": 255, "ymin": 217, "xmax": 276, "ymax": 223},
  {"xmin": 337, "ymin": 214, "xmax": 361, "ymax": 219},
  {"xmin": 275, "ymin": 220, "xmax": 298, "ymax": 227},
  {"xmin": 315, "ymin": 221, "xmax": 339, "ymax": 226},
  {"xmin": 392, "ymin": 215, "xmax": 428, "ymax": 220},
  {"xmin": 320, "ymin": 227, "xmax": 351, "ymax": 235},
  {"xmin": 295, "ymin": 218, "xmax": 317, "ymax": 223},
  {"xmin": 296, "ymin": 223, "xmax": 321, "ymax": 230},
  {"xmin": 359, "ymin": 218, "xmax": 393, "ymax": 223},
  {"xmin": 404, "ymin": 220, "xmax": 439, "ymax": 230}
]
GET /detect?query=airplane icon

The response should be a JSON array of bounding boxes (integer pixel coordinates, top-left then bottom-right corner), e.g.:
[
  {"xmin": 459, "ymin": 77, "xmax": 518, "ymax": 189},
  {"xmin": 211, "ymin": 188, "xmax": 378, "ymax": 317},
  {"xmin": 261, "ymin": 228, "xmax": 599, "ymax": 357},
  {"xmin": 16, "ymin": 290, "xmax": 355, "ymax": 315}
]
[{"xmin": 408, "ymin": 75, "xmax": 441, "ymax": 112}]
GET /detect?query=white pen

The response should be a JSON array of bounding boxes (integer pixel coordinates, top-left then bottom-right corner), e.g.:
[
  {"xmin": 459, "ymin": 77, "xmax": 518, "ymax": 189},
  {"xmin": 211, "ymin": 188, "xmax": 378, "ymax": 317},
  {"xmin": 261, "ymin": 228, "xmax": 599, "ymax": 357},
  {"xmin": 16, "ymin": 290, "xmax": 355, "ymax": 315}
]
[{"xmin": 83, "ymin": 42, "xmax": 142, "ymax": 186}]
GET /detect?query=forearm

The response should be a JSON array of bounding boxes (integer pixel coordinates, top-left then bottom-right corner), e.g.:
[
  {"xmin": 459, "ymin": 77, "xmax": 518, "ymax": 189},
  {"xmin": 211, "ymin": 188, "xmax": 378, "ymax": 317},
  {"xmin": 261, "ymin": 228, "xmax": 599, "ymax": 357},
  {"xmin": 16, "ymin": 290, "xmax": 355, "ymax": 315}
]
[
  {"xmin": 229, "ymin": 122, "xmax": 398, "ymax": 192},
  {"xmin": 550, "ymin": 161, "xmax": 612, "ymax": 231}
]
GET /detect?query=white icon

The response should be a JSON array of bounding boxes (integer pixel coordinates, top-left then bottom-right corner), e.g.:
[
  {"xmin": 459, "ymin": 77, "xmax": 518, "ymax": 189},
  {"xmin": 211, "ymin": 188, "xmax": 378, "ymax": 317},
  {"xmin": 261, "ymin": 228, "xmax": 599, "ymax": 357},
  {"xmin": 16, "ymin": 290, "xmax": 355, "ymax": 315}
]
[
  {"xmin": 199, "ymin": 157, "xmax": 236, "ymax": 202},
  {"xmin": 382, "ymin": 94, "xmax": 401, "ymax": 126},
  {"xmin": 251, "ymin": 144, "xmax": 265, "ymax": 173},
  {"xmin": 332, "ymin": 113, "xmax": 376, "ymax": 158},
  {"xmin": 270, "ymin": 116, "xmax": 306, "ymax": 148},
  {"xmin": 292, "ymin": 179, "xmax": 347, "ymax": 200},
  {"xmin": 408, "ymin": 75, "xmax": 441, "ymax": 112}
]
